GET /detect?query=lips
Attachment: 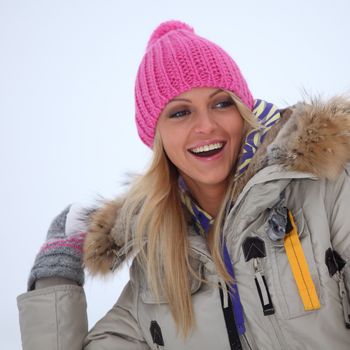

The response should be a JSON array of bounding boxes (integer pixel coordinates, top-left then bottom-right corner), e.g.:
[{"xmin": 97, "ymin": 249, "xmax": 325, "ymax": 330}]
[
  {"xmin": 188, "ymin": 142, "xmax": 226, "ymax": 158},
  {"xmin": 189, "ymin": 147, "xmax": 223, "ymax": 157}
]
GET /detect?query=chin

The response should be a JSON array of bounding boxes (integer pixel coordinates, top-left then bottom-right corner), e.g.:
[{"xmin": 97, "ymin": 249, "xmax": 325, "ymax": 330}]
[{"xmin": 195, "ymin": 174, "xmax": 230, "ymax": 187}]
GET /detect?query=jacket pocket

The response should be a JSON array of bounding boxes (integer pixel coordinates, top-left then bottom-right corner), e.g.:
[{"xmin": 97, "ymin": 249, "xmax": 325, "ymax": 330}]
[
  {"xmin": 267, "ymin": 208, "xmax": 323, "ymax": 319},
  {"xmin": 138, "ymin": 260, "xmax": 204, "ymax": 350}
]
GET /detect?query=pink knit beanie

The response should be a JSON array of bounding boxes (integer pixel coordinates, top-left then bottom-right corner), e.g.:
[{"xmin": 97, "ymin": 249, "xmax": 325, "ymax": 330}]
[{"xmin": 135, "ymin": 20, "xmax": 254, "ymax": 147}]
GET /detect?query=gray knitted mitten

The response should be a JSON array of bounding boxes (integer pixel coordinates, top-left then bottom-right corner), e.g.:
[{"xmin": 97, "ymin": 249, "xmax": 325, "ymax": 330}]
[{"xmin": 28, "ymin": 204, "xmax": 87, "ymax": 291}]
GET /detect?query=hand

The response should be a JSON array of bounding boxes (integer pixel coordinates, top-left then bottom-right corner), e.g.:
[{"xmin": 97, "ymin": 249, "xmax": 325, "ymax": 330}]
[{"xmin": 28, "ymin": 204, "xmax": 88, "ymax": 290}]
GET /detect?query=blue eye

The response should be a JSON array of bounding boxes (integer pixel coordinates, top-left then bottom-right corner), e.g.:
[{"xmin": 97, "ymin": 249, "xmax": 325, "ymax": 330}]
[
  {"xmin": 214, "ymin": 99, "xmax": 234, "ymax": 109},
  {"xmin": 169, "ymin": 109, "xmax": 190, "ymax": 119}
]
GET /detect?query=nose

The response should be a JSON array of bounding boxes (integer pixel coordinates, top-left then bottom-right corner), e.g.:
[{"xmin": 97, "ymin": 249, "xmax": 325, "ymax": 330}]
[{"xmin": 193, "ymin": 109, "xmax": 217, "ymax": 134}]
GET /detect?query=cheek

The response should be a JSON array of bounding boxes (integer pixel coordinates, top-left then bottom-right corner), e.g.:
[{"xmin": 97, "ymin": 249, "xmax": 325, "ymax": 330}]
[
  {"xmin": 162, "ymin": 139, "xmax": 182, "ymax": 168},
  {"xmin": 158, "ymin": 128, "xmax": 184, "ymax": 168},
  {"xmin": 228, "ymin": 118, "xmax": 245, "ymax": 141}
]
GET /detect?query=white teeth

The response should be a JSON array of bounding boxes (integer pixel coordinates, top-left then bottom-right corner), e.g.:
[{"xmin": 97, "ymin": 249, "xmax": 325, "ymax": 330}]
[{"xmin": 190, "ymin": 142, "xmax": 224, "ymax": 154}]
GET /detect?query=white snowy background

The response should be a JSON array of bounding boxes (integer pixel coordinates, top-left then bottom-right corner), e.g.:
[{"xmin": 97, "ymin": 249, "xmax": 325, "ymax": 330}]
[{"xmin": 1, "ymin": 0, "xmax": 349, "ymax": 348}]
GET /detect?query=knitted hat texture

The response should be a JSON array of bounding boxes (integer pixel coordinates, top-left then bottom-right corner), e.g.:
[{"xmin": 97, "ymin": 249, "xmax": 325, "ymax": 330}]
[{"xmin": 135, "ymin": 20, "xmax": 254, "ymax": 147}]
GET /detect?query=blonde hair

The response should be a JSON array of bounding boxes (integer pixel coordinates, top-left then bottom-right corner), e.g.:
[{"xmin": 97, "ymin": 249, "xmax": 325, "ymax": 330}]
[{"xmin": 120, "ymin": 93, "xmax": 258, "ymax": 337}]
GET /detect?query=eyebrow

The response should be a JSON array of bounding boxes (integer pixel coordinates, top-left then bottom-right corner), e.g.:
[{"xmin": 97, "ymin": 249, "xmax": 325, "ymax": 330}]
[
  {"xmin": 209, "ymin": 89, "xmax": 223, "ymax": 98},
  {"xmin": 167, "ymin": 89, "xmax": 223, "ymax": 103}
]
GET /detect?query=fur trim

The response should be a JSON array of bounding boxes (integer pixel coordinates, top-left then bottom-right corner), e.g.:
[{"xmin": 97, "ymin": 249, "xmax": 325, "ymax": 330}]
[
  {"xmin": 231, "ymin": 96, "xmax": 350, "ymax": 201},
  {"xmin": 84, "ymin": 96, "xmax": 350, "ymax": 275},
  {"xmin": 83, "ymin": 199, "xmax": 125, "ymax": 275},
  {"xmin": 268, "ymin": 96, "xmax": 350, "ymax": 179}
]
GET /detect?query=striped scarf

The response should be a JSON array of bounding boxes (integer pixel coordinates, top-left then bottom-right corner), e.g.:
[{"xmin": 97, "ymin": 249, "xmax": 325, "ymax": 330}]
[{"xmin": 236, "ymin": 99, "xmax": 282, "ymax": 176}]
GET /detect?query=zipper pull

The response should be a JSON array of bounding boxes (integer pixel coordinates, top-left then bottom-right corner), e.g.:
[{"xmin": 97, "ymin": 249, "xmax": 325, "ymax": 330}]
[
  {"xmin": 338, "ymin": 272, "xmax": 350, "ymax": 329},
  {"xmin": 253, "ymin": 258, "xmax": 275, "ymax": 316},
  {"xmin": 150, "ymin": 320, "xmax": 164, "ymax": 349},
  {"xmin": 242, "ymin": 236, "xmax": 274, "ymax": 316},
  {"xmin": 325, "ymin": 248, "xmax": 350, "ymax": 328}
]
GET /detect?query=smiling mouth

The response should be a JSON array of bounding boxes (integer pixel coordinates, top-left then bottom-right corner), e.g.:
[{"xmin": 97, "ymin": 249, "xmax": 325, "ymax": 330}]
[{"xmin": 188, "ymin": 142, "xmax": 225, "ymax": 158}]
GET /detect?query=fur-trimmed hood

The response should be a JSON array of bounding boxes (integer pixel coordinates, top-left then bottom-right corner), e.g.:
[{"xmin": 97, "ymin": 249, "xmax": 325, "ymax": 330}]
[{"xmin": 83, "ymin": 96, "xmax": 350, "ymax": 275}]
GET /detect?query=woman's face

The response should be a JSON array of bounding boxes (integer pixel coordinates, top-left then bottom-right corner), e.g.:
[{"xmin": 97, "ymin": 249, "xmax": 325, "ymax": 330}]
[{"xmin": 157, "ymin": 87, "xmax": 244, "ymax": 193}]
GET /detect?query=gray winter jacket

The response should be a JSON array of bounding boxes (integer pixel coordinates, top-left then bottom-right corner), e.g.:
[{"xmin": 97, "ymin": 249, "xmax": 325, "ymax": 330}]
[{"xmin": 17, "ymin": 98, "xmax": 350, "ymax": 349}]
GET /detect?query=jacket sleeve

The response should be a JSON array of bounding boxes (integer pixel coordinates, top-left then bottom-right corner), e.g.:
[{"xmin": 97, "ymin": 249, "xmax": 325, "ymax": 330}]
[
  {"xmin": 326, "ymin": 165, "xmax": 350, "ymax": 297},
  {"xmin": 17, "ymin": 280, "xmax": 150, "ymax": 350},
  {"xmin": 84, "ymin": 279, "xmax": 150, "ymax": 350},
  {"xmin": 17, "ymin": 284, "xmax": 88, "ymax": 350}
]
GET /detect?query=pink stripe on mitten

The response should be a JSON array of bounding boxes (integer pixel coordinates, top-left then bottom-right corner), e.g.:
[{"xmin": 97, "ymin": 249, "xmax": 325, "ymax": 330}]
[{"xmin": 40, "ymin": 232, "xmax": 86, "ymax": 254}]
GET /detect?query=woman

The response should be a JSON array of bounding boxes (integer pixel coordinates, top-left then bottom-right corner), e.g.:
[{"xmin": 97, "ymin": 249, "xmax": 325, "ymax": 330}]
[{"xmin": 18, "ymin": 20, "xmax": 350, "ymax": 349}]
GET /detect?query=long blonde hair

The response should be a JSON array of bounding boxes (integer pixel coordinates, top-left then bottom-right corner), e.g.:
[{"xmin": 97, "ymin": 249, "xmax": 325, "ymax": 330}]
[{"xmin": 120, "ymin": 93, "xmax": 258, "ymax": 337}]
